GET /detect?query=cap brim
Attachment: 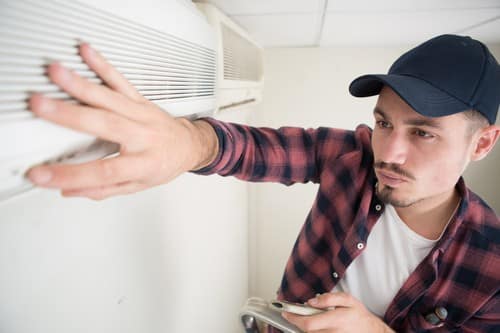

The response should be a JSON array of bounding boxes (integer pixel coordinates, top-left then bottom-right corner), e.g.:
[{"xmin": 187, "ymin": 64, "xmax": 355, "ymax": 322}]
[{"xmin": 349, "ymin": 74, "xmax": 470, "ymax": 118}]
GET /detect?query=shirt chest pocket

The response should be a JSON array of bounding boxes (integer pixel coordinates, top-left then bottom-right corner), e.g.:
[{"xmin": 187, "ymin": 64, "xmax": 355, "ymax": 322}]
[{"xmin": 407, "ymin": 302, "xmax": 466, "ymax": 332}]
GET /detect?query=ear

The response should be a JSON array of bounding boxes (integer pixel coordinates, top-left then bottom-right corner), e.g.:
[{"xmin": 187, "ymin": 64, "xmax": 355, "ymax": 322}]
[{"xmin": 470, "ymin": 125, "xmax": 500, "ymax": 161}]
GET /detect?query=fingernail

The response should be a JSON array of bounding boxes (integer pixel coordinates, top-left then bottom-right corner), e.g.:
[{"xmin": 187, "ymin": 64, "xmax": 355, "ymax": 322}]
[
  {"xmin": 79, "ymin": 42, "xmax": 95, "ymax": 57},
  {"xmin": 86, "ymin": 44, "xmax": 95, "ymax": 56},
  {"xmin": 281, "ymin": 312, "xmax": 288, "ymax": 319},
  {"xmin": 51, "ymin": 63, "xmax": 71, "ymax": 83},
  {"xmin": 38, "ymin": 96, "xmax": 55, "ymax": 113},
  {"xmin": 29, "ymin": 168, "xmax": 52, "ymax": 184},
  {"xmin": 309, "ymin": 298, "xmax": 318, "ymax": 305},
  {"xmin": 58, "ymin": 65, "xmax": 71, "ymax": 81}
]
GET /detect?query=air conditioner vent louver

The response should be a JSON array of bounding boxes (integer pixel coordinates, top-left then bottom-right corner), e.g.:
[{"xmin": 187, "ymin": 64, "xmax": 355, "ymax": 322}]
[
  {"xmin": 221, "ymin": 23, "xmax": 262, "ymax": 82},
  {"xmin": 0, "ymin": 0, "xmax": 217, "ymax": 119},
  {"xmin": 0, "ymin": 0, "xmax": 218, "ymax": 202}
]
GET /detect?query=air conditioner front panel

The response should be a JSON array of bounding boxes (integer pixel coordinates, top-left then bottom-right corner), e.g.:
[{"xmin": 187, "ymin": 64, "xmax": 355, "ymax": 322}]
[{"xmin": 0, "ymin": 0, "xmax": 218, "ymax": 201}]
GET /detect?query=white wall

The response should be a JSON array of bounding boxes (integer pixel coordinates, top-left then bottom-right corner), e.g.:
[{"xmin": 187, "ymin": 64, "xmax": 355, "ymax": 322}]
[
  {"xmin": 248, "ymin": 44, "xmax": 500, "ymax": 300},
  {"xmin": 0, "ymin": 109, "xmax": 250, "ymax": 333}
]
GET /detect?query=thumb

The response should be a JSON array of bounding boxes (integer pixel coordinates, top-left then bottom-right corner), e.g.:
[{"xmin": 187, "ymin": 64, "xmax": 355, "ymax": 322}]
[{"xmin": 307, "ymin": 292, "xmax": 359, "ymax": 309}]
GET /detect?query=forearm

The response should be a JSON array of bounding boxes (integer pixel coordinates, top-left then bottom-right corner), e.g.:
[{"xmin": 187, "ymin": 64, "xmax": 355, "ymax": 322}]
[{"xmin": 191, "ymin": 118, "xmax": 327, "ymax": 184}]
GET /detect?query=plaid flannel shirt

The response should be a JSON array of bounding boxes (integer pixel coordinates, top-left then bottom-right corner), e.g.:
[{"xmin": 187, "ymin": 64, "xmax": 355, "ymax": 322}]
[{"xmin": 195, "ymin": 118, "xmax": 500, "ymax": 332}]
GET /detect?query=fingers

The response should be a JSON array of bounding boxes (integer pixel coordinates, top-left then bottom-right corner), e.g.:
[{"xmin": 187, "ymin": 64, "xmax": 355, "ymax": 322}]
[
  {"xmin": 307, "ymin": 292, "xmax": 358, "ymax": 309},
  {"xmin": 282, "ymin": 293, "xmax": 362, "ymax": 332},
  {"xmin": 27, "ymin": 155, "xmax": 147, "ymax": 190},
  {"xmin": 61, "ymin": 181, "xmax": 143, "ymax": 201},
  {"xmin": 282, "ymin": 310, "xmax": 338, "ymax": 332},
  {"xmin": 47, "ymin": 61, "xmax": 132, "ymax": 115},
  {"xmin": 29, "ymin": 94, "xmax": 143, "ymax": 145},
  {"xmin": 46, "ymin": 61, "xmax": 153, "ymax": 124},
  {"xmin": 78, "ymin": 43, "xmax": 145, "ymax": 103}
]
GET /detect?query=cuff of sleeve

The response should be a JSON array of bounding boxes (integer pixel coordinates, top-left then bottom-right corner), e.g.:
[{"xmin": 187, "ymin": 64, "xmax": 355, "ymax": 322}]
[{"xmin": 190, "ymin": 117, "xmax": 227, "ymax": 175}]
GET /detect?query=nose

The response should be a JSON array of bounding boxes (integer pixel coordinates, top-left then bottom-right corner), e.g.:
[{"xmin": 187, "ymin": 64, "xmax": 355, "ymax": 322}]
[{"xmin": 378, "ymin": 131, "xmax": 408, "ymax": 165}]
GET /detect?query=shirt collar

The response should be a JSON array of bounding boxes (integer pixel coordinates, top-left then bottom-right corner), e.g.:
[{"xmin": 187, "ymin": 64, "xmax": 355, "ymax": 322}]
[{"xmin": 434, "ymin": 177, "xmax": 469, "ymax": 252}]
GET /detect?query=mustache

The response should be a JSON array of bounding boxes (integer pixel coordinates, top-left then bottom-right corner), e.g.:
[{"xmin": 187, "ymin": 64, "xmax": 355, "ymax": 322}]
[{"xmin": 374, "ymin": 161, "xmax": 415, "ymax": 180}]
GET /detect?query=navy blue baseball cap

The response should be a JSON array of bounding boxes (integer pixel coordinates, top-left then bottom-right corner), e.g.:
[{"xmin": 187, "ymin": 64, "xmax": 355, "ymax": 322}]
[{"xmin": 349, "ymin": 34, "xmax": 500, "ymax": 124}]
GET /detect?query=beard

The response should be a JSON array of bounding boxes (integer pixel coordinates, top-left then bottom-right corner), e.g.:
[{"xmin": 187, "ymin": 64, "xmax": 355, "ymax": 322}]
[
  {"xmin": 374, "ymin": 161, "xmax": 421, "ymax": 207},
  {"xmin": 376, "ymin": 183, "xmax": 424, "ymax": 208}
]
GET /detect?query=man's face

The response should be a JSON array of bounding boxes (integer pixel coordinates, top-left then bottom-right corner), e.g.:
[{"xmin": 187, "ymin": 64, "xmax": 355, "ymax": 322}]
[{"xmin": 371, "ymin": 86, "xmax": 476, "ymax": 207}]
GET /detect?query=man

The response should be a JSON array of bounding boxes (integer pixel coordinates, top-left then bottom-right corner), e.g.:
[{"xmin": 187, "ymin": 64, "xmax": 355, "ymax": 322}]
[{"xmin": 28, "ymin": 34, "xmax": 499, "ymax": 332}]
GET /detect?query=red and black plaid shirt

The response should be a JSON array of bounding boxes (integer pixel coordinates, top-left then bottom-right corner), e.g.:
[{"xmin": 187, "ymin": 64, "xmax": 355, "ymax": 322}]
[{"xmin": 195, "ymin": 118, "xmax": 500, "ymax": 332}]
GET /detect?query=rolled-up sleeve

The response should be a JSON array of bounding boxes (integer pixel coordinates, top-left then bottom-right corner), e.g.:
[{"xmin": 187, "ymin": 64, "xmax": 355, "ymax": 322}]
[{"xmin": 192, "ymin": 117, "xmax": 363, "ymax": 186}]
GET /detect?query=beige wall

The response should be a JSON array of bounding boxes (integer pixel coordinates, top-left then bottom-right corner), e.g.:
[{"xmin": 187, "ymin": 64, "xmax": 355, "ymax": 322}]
[
  {"xmin": 0, "ymin": 108, "xmax": 250, "ymax": 333},
  {"xmin": 248, "ymin": 43, "xmax": 500, "ymax": 300}
]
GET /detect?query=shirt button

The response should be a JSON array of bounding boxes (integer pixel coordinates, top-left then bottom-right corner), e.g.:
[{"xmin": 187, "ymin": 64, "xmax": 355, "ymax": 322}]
[
  {"xmin": 375, "ymin": 204, "xmax": 382, "ymax": 211},
  {"xmin": 425, "ymin": 313, "xmax": 440, "ymax": 325},
  {"xmin": 332, "ymin": 272, "xmax": 339, "ymax": 279},
  {"xmin": 435, "ymin": 307, "xmax": 448, "ymax": 320},
  {"xmin": 357, "ymin": 242, "xmax": 364, "ymax": 250},
  {"xmin": 424, "ymin": 307, "xmax": 448, "ymax": 326}
]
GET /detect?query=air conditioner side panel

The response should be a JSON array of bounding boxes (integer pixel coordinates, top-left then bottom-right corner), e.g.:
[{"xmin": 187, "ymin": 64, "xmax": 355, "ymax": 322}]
[{"xmin": 195, "ymin": 2, "xmax": 264, "ymax": 113}]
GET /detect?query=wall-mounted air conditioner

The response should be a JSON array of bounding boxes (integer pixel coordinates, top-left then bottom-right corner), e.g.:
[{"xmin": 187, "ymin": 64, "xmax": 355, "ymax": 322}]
[
  {"xmin": 195, "ymin": 2, "xmax": 264, "ymax": 113},
  {"xmin": 0, "ymin": 0, "xmax": 218, "ymax": 202}
]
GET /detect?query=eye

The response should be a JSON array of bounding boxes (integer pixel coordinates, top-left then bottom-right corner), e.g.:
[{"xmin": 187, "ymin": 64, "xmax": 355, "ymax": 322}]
[
  {"xmin": 376, "ymin": 120, "xmax": 391, "ymax": 128},
  {"xmin": 415, "ymin": 129, "xmax": 434, "ymax": 138}
]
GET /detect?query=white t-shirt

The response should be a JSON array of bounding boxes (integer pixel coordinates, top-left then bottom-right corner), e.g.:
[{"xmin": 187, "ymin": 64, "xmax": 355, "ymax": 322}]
[{"xmin": 332, "ymin": 204, "xmax": 438, "ymax": 317}]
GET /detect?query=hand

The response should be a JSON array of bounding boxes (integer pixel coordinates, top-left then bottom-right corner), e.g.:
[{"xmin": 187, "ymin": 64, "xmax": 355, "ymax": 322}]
[
  {"xmin": 27, "ymin": 44, "xmax": 218, "ymax": 200},
  {"xmin": 282, "ymin": 292, "xmax": 394, "ymax": 333}
]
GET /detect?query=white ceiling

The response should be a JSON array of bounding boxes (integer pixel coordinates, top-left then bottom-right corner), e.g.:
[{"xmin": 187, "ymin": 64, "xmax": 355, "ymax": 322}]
[{"xmin": 196, "ymin": 0, "xmax": 500, "ymax": 47}]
